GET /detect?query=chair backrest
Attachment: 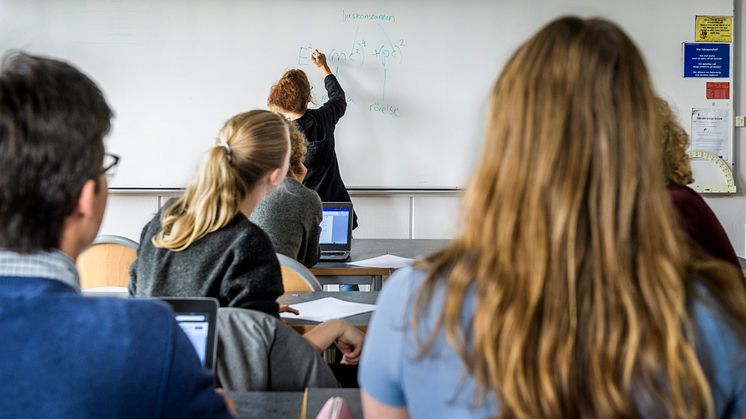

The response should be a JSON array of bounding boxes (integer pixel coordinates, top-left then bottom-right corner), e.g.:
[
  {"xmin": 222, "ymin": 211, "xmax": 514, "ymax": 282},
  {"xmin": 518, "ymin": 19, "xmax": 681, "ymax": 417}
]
[
  {"xmin": 277, "ymin": 253, "xmax": 322, "ymax": 292},
  {"xmin": 76, "ymin": 235, "xmax": 138, "ymax": 289}
]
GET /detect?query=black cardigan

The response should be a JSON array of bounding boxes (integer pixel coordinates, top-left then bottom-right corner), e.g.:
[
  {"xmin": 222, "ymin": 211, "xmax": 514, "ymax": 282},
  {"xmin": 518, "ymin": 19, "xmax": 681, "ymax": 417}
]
[{"xmin": 297, "ymin": 74, "xmax": 358, "ymax": 229}]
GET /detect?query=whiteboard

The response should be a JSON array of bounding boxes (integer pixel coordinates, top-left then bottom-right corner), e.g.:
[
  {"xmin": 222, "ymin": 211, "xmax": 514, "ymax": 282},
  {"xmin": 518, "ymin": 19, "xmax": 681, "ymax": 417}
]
[{"xmin": 0, "ymin": 0, "xmax": 734, "ymax": 189}]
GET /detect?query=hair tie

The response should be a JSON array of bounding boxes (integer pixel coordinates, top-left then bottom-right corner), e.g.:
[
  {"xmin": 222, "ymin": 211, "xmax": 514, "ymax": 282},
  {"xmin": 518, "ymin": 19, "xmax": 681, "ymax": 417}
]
[{"xmin": 218, "ymin": 140, "xmax": 232, "ymax": 160}]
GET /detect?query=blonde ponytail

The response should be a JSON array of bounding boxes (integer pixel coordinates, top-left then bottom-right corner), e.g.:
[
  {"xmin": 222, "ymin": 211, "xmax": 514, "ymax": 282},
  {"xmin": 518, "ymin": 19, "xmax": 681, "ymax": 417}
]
[{"xmin": 154, "ymin": 110, "xmax": 289, "ymax": 251}]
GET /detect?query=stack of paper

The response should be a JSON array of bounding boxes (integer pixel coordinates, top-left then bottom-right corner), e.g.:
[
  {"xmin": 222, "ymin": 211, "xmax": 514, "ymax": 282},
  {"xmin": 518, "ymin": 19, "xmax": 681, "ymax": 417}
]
[
  {"xmin": 347, "ymin": 254, "xmax": 414, "ymax": 269},
  {"xmin": 280, "ymin": 297, "xmax": 376, "ymax": 322}
]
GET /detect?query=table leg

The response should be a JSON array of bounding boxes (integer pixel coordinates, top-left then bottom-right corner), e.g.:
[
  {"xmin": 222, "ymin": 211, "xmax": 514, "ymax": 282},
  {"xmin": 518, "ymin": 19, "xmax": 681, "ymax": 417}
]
[{"xmin": 372, "ymin": 275, "xmax": 383, "ymax": 291}]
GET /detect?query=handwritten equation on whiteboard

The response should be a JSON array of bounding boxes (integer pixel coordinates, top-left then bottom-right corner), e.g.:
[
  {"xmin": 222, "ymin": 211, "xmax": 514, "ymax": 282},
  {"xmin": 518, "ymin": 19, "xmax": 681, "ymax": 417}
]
[{"xmin": 297, "ymin": 10, "xmax": 405, "ymax": 118}]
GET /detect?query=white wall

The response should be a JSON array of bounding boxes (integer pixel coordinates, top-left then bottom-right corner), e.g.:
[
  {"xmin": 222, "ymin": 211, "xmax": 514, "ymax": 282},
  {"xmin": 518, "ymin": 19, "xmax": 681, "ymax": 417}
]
[
  {"xmin": 702, "ymin": 0, "xmax": 745, "ymax": 257},
  {"xmin": 99, "ymin": 194, "xmax": 159, "ymax": 241},
  {"xmin": 99, "ymin": 191, "xmax": 463, "ymax": 241}
]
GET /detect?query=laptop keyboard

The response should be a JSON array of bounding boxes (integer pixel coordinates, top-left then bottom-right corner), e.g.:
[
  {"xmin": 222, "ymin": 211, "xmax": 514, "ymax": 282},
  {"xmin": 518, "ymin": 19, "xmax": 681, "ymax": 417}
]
[{"xmin": 323, "ymin": 251, "xmax": 347, "ymax": 256}]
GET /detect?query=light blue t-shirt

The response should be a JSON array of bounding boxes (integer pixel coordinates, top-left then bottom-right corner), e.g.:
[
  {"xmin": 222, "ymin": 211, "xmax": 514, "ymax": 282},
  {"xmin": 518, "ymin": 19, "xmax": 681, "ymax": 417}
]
[{"xmin": 359, "ymin": 266, "xmax": 746, "ymax": 418}]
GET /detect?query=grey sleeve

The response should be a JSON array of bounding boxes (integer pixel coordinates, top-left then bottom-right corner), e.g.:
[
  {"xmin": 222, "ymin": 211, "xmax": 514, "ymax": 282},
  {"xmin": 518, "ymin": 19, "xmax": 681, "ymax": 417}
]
[
  {"xmin": 216, "ymin": 308, "xmax": 338, "ymax": 391},
  {"xmin": 128, "ymin": 218, "xmax": 154, "ymax": 295},
  {"xmin": 302, "ymin": 223, "xmax": 322, "ymax": 268},
  {"xmin": 128, "ymin": 260, "xmax": 138, "ymax": 295},
  {"xmin": 301, "ymin": 194, "xmax": 323, "ymax": 267}
]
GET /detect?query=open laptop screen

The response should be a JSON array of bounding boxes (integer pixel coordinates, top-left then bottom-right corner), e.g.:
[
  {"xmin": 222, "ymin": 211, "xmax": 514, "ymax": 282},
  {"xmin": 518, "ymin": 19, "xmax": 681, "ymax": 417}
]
[
  {"xmin": 160, "ymin": 298, "xmax": 218, "ymax": 371},
  {"xmin": 320, "ymin": 205, "xmax": 351, "ymax": 245},
  {"xmin": 174, "ymin": 313, "xmax": 210, "ymax": 366}
]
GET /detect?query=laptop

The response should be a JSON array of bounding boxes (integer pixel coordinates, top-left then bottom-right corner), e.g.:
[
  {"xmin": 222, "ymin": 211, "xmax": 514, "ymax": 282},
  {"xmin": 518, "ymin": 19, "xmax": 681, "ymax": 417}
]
[
  {"xmin": 319, "ymin": 202, "xmax": 354, "ymax": 261},
  {"xmin": 160, "ymin": 297, "xmax": 219, "ymax": 371}
]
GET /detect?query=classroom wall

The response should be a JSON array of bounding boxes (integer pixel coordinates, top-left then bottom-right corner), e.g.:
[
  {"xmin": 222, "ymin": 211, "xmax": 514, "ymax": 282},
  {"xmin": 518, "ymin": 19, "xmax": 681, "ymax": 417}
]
[
  {"xmin": 100, "ymin": 5, "xmax": 745, "ymax": 256},
  {"xmin": 701, "ymin": 0, "xmax": 745, "ymax": 257},
  {"xmin": 99, "ymin": 191, "xmax": 463, "ymax": 242}
]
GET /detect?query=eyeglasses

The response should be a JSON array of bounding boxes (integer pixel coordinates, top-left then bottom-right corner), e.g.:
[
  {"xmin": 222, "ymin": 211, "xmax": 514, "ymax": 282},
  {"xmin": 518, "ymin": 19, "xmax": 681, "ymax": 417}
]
[{"xmin": 102, "ymin": 153, "xmax": 120, "ymax": 181}]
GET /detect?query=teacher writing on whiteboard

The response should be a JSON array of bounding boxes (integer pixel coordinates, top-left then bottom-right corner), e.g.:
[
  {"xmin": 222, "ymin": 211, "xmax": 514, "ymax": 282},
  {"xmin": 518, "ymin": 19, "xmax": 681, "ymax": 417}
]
[{"xmin": 268, "ymin": 49, "xmax": 358, "ymax": 229}]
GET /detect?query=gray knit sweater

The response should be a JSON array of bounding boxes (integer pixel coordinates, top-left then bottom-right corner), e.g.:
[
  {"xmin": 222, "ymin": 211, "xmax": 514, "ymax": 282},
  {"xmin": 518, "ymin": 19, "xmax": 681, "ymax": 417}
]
[
  {"xmin": 129, "ymin": 203, "xmax": 283, "ymax": 317},
  {"xmin": 250, "ymin": 177, "xmax": 322, "ymax": 267}
]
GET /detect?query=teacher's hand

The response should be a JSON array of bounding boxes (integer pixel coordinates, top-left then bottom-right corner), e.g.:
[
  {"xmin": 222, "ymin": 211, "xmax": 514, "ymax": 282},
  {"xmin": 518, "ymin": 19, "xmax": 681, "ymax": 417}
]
[{"xmin": 310, "ymin": 49, "xmax": 332, "ymax": 76}]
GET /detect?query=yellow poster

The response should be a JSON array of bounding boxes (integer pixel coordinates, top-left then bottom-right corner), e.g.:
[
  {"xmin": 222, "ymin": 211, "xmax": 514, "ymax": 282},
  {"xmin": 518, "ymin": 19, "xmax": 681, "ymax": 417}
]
[{"xmin": 695, "ymin": 16, "xmax": 732, "ymax": 42}]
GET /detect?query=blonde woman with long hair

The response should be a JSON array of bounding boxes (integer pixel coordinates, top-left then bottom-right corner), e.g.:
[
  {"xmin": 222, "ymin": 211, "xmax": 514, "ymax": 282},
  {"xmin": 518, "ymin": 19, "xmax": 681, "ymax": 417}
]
[
  {"xmin": 130, "ymin": 110, "xmax": 290, "ymax": 315},
  {"xmin": 359, "ymin": 17, "xmax": 746, "ymax": 419},
  {"xmin": 656, "ymin": 98, "xmax": 741, "ymax": 270},
  {"xmin": 129, "ymin": 110, "xmax": 364, "ymax": 371}
]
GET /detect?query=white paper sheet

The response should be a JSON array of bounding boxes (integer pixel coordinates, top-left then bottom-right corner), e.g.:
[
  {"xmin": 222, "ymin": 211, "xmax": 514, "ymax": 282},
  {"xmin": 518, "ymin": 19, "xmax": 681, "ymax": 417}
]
[
  {"xmin": 691, "ymin": 108, "xmax": 730, "ymax": 161},
  {"xmin": 280, "ymin": 297, "xmax": 376, "ymax": 322},
  {"xmin": 347, "ymin": 254, "xmax": 415, "ymax": 269}
]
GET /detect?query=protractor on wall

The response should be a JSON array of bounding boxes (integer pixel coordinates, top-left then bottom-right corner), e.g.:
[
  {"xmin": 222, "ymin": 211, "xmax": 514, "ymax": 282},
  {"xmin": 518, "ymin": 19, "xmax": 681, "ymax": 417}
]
[{"xmin": 688, "ymin": 150, "xmax": 736, "ymax": 194}]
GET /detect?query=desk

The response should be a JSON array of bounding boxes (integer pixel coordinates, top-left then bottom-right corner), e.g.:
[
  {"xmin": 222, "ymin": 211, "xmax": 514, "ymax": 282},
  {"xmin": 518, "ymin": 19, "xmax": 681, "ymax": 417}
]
[
  {"xmin": 311, "ymin": 239, "xmax": 450, "ymax": 290},
  {"xmin": 232, "ymin": 388, "xmax": 362, "ymax": 419},
  {"xmin": 278, "ymin": 291, "xmax": 378, "ymax": 333}
]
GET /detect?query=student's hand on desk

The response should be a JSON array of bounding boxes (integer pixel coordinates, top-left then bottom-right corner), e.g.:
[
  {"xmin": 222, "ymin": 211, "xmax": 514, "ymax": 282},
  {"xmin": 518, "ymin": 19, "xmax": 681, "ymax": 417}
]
[
  {"xmin": 279, "ymin": 304, "xmax": 299, "ymax": 315},
  {"xmin": 302, "ymin": 319, "xmax": 364, "ymax": 356},
  {"xmin": 335, "ymin": 320, "xmax": 365, "ymax": 365}
]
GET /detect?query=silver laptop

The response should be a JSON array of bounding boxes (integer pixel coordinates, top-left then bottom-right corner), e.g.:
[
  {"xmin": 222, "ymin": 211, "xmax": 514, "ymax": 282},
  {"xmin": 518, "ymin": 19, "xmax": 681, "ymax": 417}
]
[
  {"xmin": 319, "ymin": 202, "xmax": 353, "ymax": 261},
  {"xmin": 160, "ymin": 297, "xmax": 219, "ymax": 371}
]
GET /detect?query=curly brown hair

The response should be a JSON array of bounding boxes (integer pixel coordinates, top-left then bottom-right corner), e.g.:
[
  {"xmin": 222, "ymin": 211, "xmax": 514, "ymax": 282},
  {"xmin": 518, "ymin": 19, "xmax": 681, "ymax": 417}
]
[
  {"xmin": 267, "ymin": 69, "xmax": 311, "ymax": 114},
  {"xmin": 656, "ymin": 98, "xmax": 693, "ymax": 186},
  {"xmin": 287, "ymin": 121, "xmax": 307, "ymax": 173}
]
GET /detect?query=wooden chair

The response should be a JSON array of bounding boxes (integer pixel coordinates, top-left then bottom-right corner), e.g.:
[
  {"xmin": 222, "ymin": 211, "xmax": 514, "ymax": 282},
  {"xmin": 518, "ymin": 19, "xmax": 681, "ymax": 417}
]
[
  {"xmin": 277, "ymin": 253, "xmax": 322, "ymax": 292},
  {"xmin": 76, "ymin": 235, "xmax": 138, "ymax": 290}
]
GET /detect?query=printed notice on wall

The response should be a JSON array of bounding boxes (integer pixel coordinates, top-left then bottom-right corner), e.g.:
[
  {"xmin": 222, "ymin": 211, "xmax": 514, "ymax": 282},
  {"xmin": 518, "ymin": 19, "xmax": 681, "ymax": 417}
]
[
  {"xmin": 683, "ymin": 43, "xmax": 730, "ymax": 78},
  {"xmin": 691, "ymin": 108, "xmax": 729, "ymax": 160},
  {"xmin": 695, "ymin": 16, "xmax": 732, "ymax": 42}
]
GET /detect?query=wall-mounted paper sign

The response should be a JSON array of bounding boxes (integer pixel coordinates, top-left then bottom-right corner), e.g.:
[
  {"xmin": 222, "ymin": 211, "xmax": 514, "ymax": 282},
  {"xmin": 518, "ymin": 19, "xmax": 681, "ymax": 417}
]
[
  {"xmin": 691, "ymin": 108, "xmax": 729, "ymax": 161},
  {"xmin": 695, "ymin": 16, "xmax": 733, "ymax": 42},
  {"xmin": 706, "ymin": 82, "xmax": 730, "ymax": 99},
  {"xmin": 683, "ymin": 43, "xmax": 730, "ymax": 78}
]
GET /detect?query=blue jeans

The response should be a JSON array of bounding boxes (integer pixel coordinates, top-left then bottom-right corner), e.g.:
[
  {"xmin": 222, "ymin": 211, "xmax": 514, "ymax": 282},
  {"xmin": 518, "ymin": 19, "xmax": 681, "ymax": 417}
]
[{"xmin": 339, "ymin": 284, "xmax": 359, "ymax": 292}]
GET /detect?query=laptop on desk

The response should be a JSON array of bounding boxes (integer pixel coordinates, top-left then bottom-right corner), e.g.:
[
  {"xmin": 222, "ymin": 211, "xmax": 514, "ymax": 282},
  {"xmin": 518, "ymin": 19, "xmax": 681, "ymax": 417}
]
[
  {"xmin": 319, "ymin": 202, "xmax": 353, "ymax": 261},
  {"xmin": 160, "ymin": 297, "xmax": 219, "ymax": 371}
]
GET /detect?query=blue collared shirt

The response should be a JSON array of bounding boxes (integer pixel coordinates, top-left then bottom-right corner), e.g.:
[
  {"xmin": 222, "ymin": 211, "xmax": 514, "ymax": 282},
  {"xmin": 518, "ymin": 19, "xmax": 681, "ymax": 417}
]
[{"xmin": 0, "ymin": 249, "xmax": 80, "ymax": 291}]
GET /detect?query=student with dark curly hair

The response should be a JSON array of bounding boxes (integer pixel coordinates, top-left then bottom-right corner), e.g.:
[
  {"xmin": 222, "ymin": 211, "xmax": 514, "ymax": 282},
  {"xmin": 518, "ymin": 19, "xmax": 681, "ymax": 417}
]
[
  {"xmin": 656, "ymin": 98, "xmax": 741, "ymax": 271},
  {"xmin": 251, "ymin": 123, "xmax": 323, "ymax": 267}
]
